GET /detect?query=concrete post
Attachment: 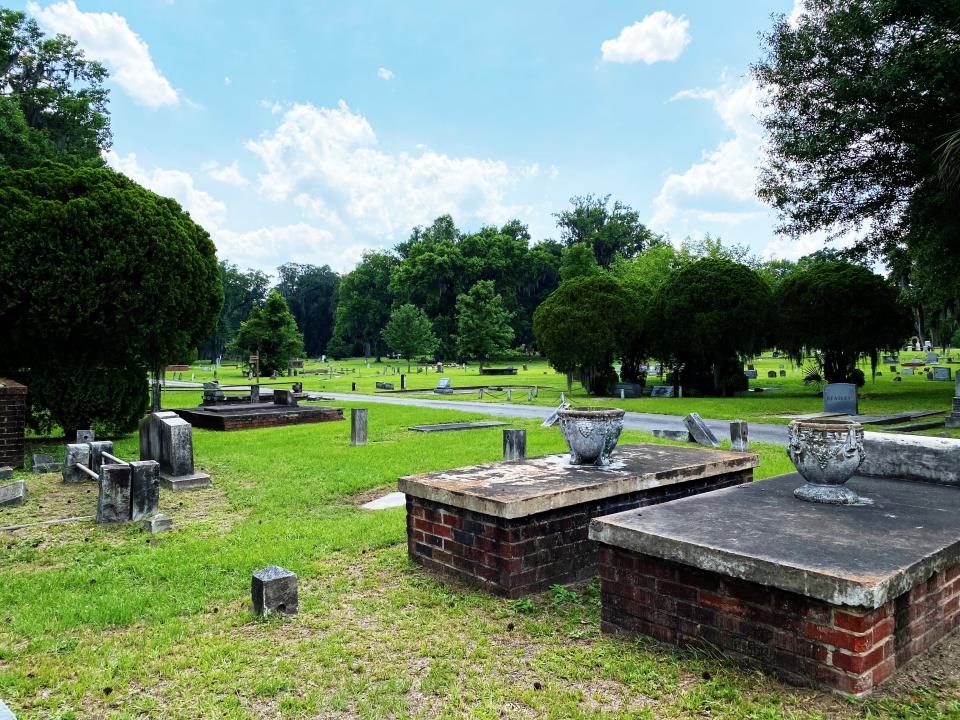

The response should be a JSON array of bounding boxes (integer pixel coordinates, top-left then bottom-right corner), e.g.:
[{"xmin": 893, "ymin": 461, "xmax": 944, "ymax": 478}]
[
  {"xmin": 97, "ymin": 464, "xmax": 132, "ymax": 523},
  {"xmin": 401, "ymin": 374, "xmax": 406, "ymax": 390},
  {"xmin": 351, "ymin": 408, "xmax": 368, "ymax": 446},
  {"xmin": 503, "ymin": 429, "xmax": 526, "ymax": 461},
  {"xmin": 730, "ymin": 420, "xmax": 749, "ymax": 452},
  {"xmin": 250, "ymin": 384, "xmax": 260, "ymax": 403}
]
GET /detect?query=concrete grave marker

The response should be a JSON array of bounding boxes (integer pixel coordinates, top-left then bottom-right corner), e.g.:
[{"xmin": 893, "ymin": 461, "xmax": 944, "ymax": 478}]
[
  {"xmin": 0, "ymin": 480, "xmax": 27, "ymax": 507},
  {"xmin": 252, "ymin": 566, "xmax": 298, "ymax": 616},
  {"xmin": 31, "ymin": 454, "xmax": 58, "ymax": 473},
  {"xmin": 435, "ymin": 378, "xmax": 453, "ymax": 395},
  {"xmin": 926, "ymin": 351, "xmax": 939, "ymax": 364},
  {"xmin": 63, "ymin": 444, "xmax": 91, "ymax": 484},
  {"xmin": 129, "ymin": 460, "xmax": 160, "ymax": 521},
  {"xmin": 76, "ymin": 429, "xmax": 94, "ymax": 444},
  {"xmin": 767, "ymin": 371, "xmax": 778, "ymax": 379},
  {"xmin": 730, "ymin": 420, "xmax": 749, "ymax": 451},
  {"xmin": 0, "ymin": 467, "xmax": 11, "ymax": 480},
  {"xmin": 503, "ymin": 429, "xmax": 526, "ymax": 461},
  {"xmin": 683, "ymin": 413, "xmax": 721, "ymax": 448},
  {"xmin": 97, "ymin": 464, "xmax": 132, "ymax": 523},
  {"xmin": 351, "ymin": 408, "xmax": 368, "ymax": 446},
  {"xmin": 823, "ymin": 383, "xmax": 858, "ymax": 415},
  {"xmin": 650, "ymin": 385, "xmax": 675, "ymax": 398},
  {"xmin": 933, "ymin": 366, "xmax": 952, "ymax": 381},
  {"xmin": 744, "ymin": 369, "xmax": 758, "ymax": 379},
  {"xmin": 902, "ymin": 367, "xmax": 915, "ymax": 375},
  {"xmin": 142, "ymin": 513, "xmax": 173, "ymax": 533}
]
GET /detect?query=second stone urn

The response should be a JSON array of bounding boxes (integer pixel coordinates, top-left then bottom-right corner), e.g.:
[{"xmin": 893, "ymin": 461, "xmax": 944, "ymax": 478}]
[
  {"xmin": 558, "ymin": 407, "xmax": 625, "ymax": 465},
  {"xmin": 787, "ymin": 419, "xmax": 865, "ymax": 504}
]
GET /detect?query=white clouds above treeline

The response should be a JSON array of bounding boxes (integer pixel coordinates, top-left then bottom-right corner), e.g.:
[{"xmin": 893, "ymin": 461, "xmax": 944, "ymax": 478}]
[{"xmin": 601, "ymin": 11, "xmax": 691, "ymax": 64}]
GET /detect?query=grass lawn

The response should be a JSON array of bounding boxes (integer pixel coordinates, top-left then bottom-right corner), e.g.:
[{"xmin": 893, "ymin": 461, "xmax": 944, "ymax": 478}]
[
  {"xmin": 164, "ymin": 353, "xmax": 959, "ymax": 429},
  {"xmin": 2, "ymin": 402, "xmax": 959, "ymax": 718}
]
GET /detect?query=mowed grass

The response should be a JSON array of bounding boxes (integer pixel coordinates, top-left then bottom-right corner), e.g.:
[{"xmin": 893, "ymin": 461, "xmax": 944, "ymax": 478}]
[
  {"xmin": 167, "ymin": 352, "xmax": 960, "ymax": 427},
  {"xmin": 2, "ymin": 403, "xmax": 957, "ymax": 719}
]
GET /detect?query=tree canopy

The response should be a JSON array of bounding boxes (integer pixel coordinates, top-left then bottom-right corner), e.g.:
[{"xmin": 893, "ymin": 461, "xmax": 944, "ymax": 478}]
[
  {"xmin": 275, "ymin": 263, "xmax": 339, "ymax": 356},
  {"xmin": 455, "ymin": 280, "xmax": 514, "ymax": 368},
  {"xmin": 231, "ymin": 290, "xmax": 304, "ymax": 375},
  {"xmin": 775, "ymin": 261, "xmax": 912, "ymax": 383},
  {"xmin": 0, "ymin": 163, "xmax": 221, "ymax": 433},
  {"xmin": 382, "ymin": 304, "xmax": 437, "ymax": 371},
  {"xmin": 554, "ymin": 194, "xmax": 659, "ymax": 268},
  {"xmin": 331, "ymin": 251, "xmax": 398, "ymax": 358}
]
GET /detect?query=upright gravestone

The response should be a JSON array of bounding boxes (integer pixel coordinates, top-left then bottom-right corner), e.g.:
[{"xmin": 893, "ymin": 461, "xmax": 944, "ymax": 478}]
[
  {"xmin": 926, "ymin": 351, "xmax": 940, "ymax": 364},
  {"xmin": 351, "ymin": 408, "xmax": 368, "ymax": 446},
  {"xmin": 683, "ymin": 413, "xmax": 720, "ymax": 448},
  {"xmin": 139, "ymin": 412, "xmax": 210, "ymax": 491},
  {"xmin": 744, "ymin": 369, "xmax": 758, "ymax": 379},
  {"xmin": 503, "ymin": 429, "xmax": 526, "ymax": 461},
  {"xmin": 822, "ymin": 383, "xmax": 858, "ymax": 415},
  {"xmin": 650, "ymin": 385, "xmax": 675, "ymax": 398},
  {"xmin": 933, "ymin": 366, "xmax": 952, "ymax": 382},
  {"xmin": 97, "ymin": 463, "xmax": 132, "ymax": 523},
  {"xmin": 250, "ymin": 384, "xmax": 260, "ymax": 403},
  {"xmin": 435, "ymin": 378, "xmax": 453, "ymax": 395},
  {"xmin": 63, "ymin": 443, "xmax": 91, "ymax": 484},
  {"xmin": 87, "ymin": 441, "xmax": 115, "ymax": 474},
  {"xmin": 730, "ymin": 420, "xmax": 749, "ymax": 452},
  {"xmin": 76, "ymin": 429, "xmax": 94, "ymax": 444},
  {"xmin": 129, "ymin": 460, "xmax": 160, "ymax": 521},
  {"xmin": 273, "ymin": 389, "xmax": 297, "ymax": 406},
  {"xmin": 251, "ymin": 566, "xmax": 298, "ymax": 616},
  {"xmin": 948, "ymin": 379, "xmax": 960, "ymax": 429}
]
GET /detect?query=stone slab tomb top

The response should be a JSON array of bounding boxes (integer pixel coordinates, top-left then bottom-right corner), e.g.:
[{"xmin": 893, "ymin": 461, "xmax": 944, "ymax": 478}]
[
  {"xmin": 399, "ymin": 443, "xmax": 758, "ymax": 519},
  {"xmin": 590, "ymin": 473, "xmax": 960, "ymax": 609}
]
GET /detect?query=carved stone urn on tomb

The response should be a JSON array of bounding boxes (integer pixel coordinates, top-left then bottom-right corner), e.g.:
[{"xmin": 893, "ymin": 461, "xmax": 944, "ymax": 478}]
[
  {"xmin": 787, "ymin": 420, "xmax": 865, "ymax": 505},
  {"xmin": 557, "ymin": 407, "xmax": 625, "ymax": 465}
]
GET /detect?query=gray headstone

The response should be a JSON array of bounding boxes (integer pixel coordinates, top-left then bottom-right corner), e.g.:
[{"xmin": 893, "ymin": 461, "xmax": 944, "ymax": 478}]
[
  {"xmin": 933, "ymin": 366, "xmax": 952, "ymax": 381},
  {"xmin": 76, "ymin": 429, "xmax": 94, "ymax": 444},
  {"xmin": 292, "ymin": 382, "xmax": 303, "ymax": 393},
  {"xmin": 650, "ymin": 385, "xmax": 675, "ymax": 398},
  {"xmin": 902, "ymin": 367, "xmax": 915, "ymax": 375},
  {"xmin": 30, "ymin": 454, "xmax": 57, "ymax": 473},
  {"xmin": 130, "ymin": 460, "xmax": 160, "ymax": 521},
  {"xmin": 744, "ymin": 369, "xmax": 758, "ymax": 379},
  {"xmin": 251, "ymin": 566, "xmax": 298, "ymax": 616},
  {"xmin": 351, "ymin": 408, "xmax": 368, "ymax": 446},
  {"xmin": 140, "ymin": 411, "xmax": 176, "ymax": 462},
  {"xmin": 926, "ymin": 352, "xmax": 939, "ymax": 364},
  {"xmin": 779, "ymin": 370, "xmax": 787, "ymax": 377},
  {"xmin": 683, "ymin": 413, "xmax": 720, "ymax": 448},
  {"xmin": 159, "ymin": 417, "xmax": 194, "ymax": 477},
  {"xmin": 142, "ymin": 513, "xmax": 172, "ymax": 533},
  {"xmin": 823, "ymin": 383, "xmax": 858, "ymax": 415},
  {"xmin": 97, "ymin": 464, "xmax": 132, "ymax": 523},
  {"xmin": 767, "ymin": 371, "xmax": 778, "ymax": 378},
  {"xmin": 63, "ymin": 443, "xmax": 92, "ymax": 484},
  {"xmin": 273, "ymin": 389, "xmax": 297, "ymax": 406},
  {"xmin": 503, "ymin": 429, "xmax": 526, "ymax": 461},
  {"xmin": 730, "ymin": 420, "xmax": 749, "ymax": 452},
  {"xmin": 0, "ymin": 467, "xmax": 11, "ymax": 480},
  {"xmin": 250, "ymin": 384, "xmax": 260, "ymax": 403},
  {"xmin": 87, "ymin": 441, "xmax": 115, "ymax": 475},
  {"xmin": 0, "ymin": 480, "xmax": 27, "ymax": 507},
  {"xmin": 613, "ymin": 382, "xmax": 643, "ymax": 398}
]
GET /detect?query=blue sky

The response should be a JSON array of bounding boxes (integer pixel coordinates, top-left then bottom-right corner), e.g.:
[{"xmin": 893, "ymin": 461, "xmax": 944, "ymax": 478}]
[{"xmin": 16, "ymin": 0, "xmax": 818, "ymax": 273}]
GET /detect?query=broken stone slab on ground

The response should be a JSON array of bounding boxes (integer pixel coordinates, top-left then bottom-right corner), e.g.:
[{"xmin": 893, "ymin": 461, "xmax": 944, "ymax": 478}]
[
  {"xmin": 0, "ymin": 467, "xmax": 12, "ymax": 480},
  {"xmin": 683, "ymin": 413, "xmax": 720, "ymax": 448},
  {"xmin": 360, "ymin": 491, "xmax": 406, "ymax": 510},
  {"xmin": 652, "ymin": 429, "xmax": 693, "ymax": 442},
  {"xmin": 0, "ymin": 480, "xmax": 27, "ymax": 508},
  {"xmin": 31, "ymin": 454, "xmax": 60, "ymax": 473},
  {"xmin": 251, "ymin": 566, "xmax": 298, "ymax": 616}
]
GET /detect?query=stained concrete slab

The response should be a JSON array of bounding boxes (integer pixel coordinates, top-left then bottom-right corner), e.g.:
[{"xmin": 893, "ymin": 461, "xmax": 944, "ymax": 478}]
[
  {"xmin": 361, "ymin": 491, "xmax": 406, "ymax": 510},
  {"xmin": 399, "ymin": 444, "xmax": 758, "ymax": 519},
  {"xmin": 590, "ymin": 473, "xmax": 960, "ymax": 608},
  {"xmin": 409, "ymin": 421, "xmax": 508, "ymax": 432}
]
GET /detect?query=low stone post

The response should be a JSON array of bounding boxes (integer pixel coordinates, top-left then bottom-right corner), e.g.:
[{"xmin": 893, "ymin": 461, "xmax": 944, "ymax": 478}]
[
  {"xmin": 130, "ymin": 460, "xmax": 160, "ymax": 521},
  {"xmin": 351, "ymin": 408, "xmax": 368, "ymax": 446},
  {"xmin": 88, "ymin": 441, "xmax": 115, "ymax": 474},
  {"xmin": 63, "ymin": 443, "xmax": 91, "ymax": 483},
  {"xmin": 250, "ymin": 384, "xmax": 260, "ymax": 403},
  {"xmin": 160, "ymin": 418, "xmax": 194, "ymax": 477},
  {"xmin": 97, "ymin": 464, "xmax": 132, "ymax": 523},
  {"xmin": 730, "ymin": 420, "xmax": 749, "ymax": 452},
  {"xmin": 401, "ymin": 374, "xmax": 406, "ymax": 390},
  {"xmin": 503, "ymin": 429, "xmax": 526, "ymax": 461},
  {"xmin": 351, "ymin": 382, "xmax": 356, "ymax": 391},
  {"xmin": 252, "ymin": 566, "xmax": 298, "ymax": 616},
  {"xmin": 151, "ymin": 380, "xmax": 162, "ymax": 412}
]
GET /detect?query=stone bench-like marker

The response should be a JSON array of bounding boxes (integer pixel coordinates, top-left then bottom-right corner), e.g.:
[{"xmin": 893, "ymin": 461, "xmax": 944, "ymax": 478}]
[
  {"xmin": 589, "ymin": 470, "xmax": 960, "ymax": 697},
  {"xmin": 399, "ymin": 444, "xmax": 758, "ymax": 598}
]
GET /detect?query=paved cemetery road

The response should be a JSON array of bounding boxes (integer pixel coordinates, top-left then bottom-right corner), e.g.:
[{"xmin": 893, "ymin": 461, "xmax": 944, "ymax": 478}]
[{"xmin": 322, "ymin": 393, "xmax": 791, "ymax": 446}]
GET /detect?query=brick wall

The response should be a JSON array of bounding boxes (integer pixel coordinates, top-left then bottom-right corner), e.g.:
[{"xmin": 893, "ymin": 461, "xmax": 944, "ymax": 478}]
[
  {"xmin": 598, "ymin": 546, "xmax": 960, "ymax": 696},
  {"xmin": 407, "ymin": 469, "xmax": 751, "ymax": 598},
  {"xmin": 0, "ymin": 379, "xmax": 27, "ymax": 469}
]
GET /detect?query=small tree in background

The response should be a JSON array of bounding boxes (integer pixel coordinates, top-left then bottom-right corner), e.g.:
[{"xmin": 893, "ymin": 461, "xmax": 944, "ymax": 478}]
[
  {"xmin": 647, "ymin": 258, "xmax": 771, "ymax": 396},
  {"xmin": 382, "ymin": 304, "xmax": 437, "ymax": 371},
  {"xmin": 456, "ymin": 281, "xmax": 514, "ymax": 369},
  {"xmin": 232, "ymin": 290, "xmax": 304, "ymax": 375},
  {"xmin": 533, "ymin": 275, "xmax": 643, "ymax": 395},
  {"xmin": 559, "ymin": 243, "xmax": 600, "ymax": 281},
  {"xmin": 775, "ymin": 261, "xmax": 912, "ymax": 383}
]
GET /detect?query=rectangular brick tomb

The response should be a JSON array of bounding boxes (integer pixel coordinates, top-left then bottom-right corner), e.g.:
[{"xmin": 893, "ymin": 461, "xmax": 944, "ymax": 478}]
[
  {"xmin": 589, "ymin": 473, "xmax": 960, "ymax": 696},
  {"xmin": 398, "ymin": 444, "xmax": 758, "ymax": 598}
]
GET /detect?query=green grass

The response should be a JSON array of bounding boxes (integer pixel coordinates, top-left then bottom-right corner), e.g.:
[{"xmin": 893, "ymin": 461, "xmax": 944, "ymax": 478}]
[
  {"xmin": 161, "ymin": 352, "xmax": 959, "ymax": 428},
  {"xmin": 1, "ymin": 402, "xmax": 957, "ymax": 718}
]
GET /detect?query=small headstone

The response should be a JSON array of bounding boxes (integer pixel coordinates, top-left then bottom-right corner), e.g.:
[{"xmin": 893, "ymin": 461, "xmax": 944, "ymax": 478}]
[
  {"xmin": 252, "ymin": 566, "xmax": 298, "ymax": 616},
  {"xmin": 292, "ymin": 382, "xmax": 303, "ymax": 393},
  {"xmin": 744, "ymin": 369, "xmax": 758, "ymax": 379},
  {"xmin": 926, "ymin": 352, "xmax": 939, "ymax": 364},
  {"xmin": 747, "ymin": 364, "xmax": 755, "ymax": 371},
  {"xmin": 902, "ymin": 367, "xmax": 914, "ymax": 375},
  {"xmin": 142, "ymin": 513, "xmax": 173, "ymax": 533},
  {"xmin": 652, "ymin": 429, "xmax": 693, "ymax": 442},
  {"xmin": 158, "ymin": 418, "xmax": 194, "ymax": 477},
  {"xmin": 0, "ymin": 480, "xmax": 27, "ymax": 507},
  {"xmin": 890, "ymin": 365, "xmax": 897, "ymax": 372},
  {"xmin": 31, "ymin": 453, "xmax": 59, "ymax": 473},
  {"xmin": 273, "ymin": 389, "xmax": 297, "ymax": 406},
  {"xmin": 779, "ymin": 370, "xmax": 787, "ymax": 377},
  {"xmin": 823, "ymin": 383, "xmax": 858, "ymax": 415},
  {"xmin": 250, "ymin": 384, "xmax": 260, "ymax": 403},
  {"xmin": 76, "ymin": 429, "xmax": 94, "ymax": 444},
  {"xmin": 63, "ymin": 443, "xmax": 92, "ymax": 484},
  {"xmin": 730, "ymin": 420, "xmax": 749, "ymax": 452},
  {"xmin": 613, "ymin": 382, "xmax": 643, "ymax": 398},
  {"xmin": 650, "ymin": 385, "xmax": 675, "ymax": 398},
  {"xmin": 767, "ymin": 371, "xmax": 777, "ymax": 379},
  {"xmin": 933, "ymin": 366, "xmax": 952, "ymax": 381},
  {"xmin": 503, "ymin": 429, "xmax": 526, "ymax": 461},
  {"xmin": 87, "ymin": 441, "xmax": 115, "ymax": 474},
  {"xmin": 435, "ymin": 378, "xmax": 453, "ymax": 395},
  {"xmin": 351, "ymin": 408, "xmax": 368, "ymax": 446},
  {"xmin": 0, "ymin": 467, "xmax": 12, "ymax": 480},
  {"xmin": 129, "ymin": 460, "xmax": 160, "ymax": 521},
  {"xmin": 683, "ymin": 413, "xmax": 721, "ymax": 448},
  {"xmin": 779, "ymin": 364, "xmax": 785, "ymax": 369},
  {"xmin": 97, "ymin": 464, "xmax": 132, "ymax": 523}
]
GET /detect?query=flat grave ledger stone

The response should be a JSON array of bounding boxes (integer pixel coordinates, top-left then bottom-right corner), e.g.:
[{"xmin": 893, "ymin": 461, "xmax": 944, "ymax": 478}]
[
  {"xmin": 252, "ymin": 566, "xmax": 298, "ymax": 616},
  {"xmin": 744, "ymin": 369, "xmax": 758, "ymax": 379},
  {"xmin": 0, "ymin": 480, "xmax": 27, "ymax": 507},
  {"xmin": 0, "ymin": 698, "xmax": 15, "ymax": 720},
  {"xmin": 649, "ymin": 385, "xmax": 675, "ymax": 398},
  {"xmin": 933, "ymin": 366, "xmax": 952, "ymax": 381},
  {"xmin": 683, "ymin": 413, "xmax": 721, "ymax": 448},
  {"xmin": 823, "ymin": 383, "xmax": 858, "ymax": 415},
  {"xmin": 409, "ymin": 421, "xmax": 507, "ymax": 433},
  {"xmin": 361, "ymin": 491, "xmax": 407, "ymax": 510},
  {"xmin": 31, "ymin": 454, "xmax": 59, "ymax": 473},
  {"xmin": 613, "ymin": 382, "xmax": 643, "ymax": 398},
  {"xmin": 399, "ymin": 444, "xmax": 758, "ymax": 598},
  {"xmin": 590, "ymin": 472, "xmax": 960, "ymax": 696}
]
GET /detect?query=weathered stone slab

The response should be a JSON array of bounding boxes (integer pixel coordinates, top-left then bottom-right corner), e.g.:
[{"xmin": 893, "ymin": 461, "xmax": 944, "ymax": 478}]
[
  {"xmin": 142, "ymin": 513, "xmax": 172, "ymax": 533},
  {"xmin": 273, "ymin": 389, "xmax": 297, "ymax": 406},
  {"xmin": 97, "ymin": 464, "xmax": 132, "ymax": 523},
  {"xmin": 360, "ymin": 491, "xmax": 406, "ymax": 510},
  {"xmin": 400, "ymin": 444, "xmax": 758, "ymax": 519},
  {"xmin": 160, "ymin": 472, "xmax": 211, "ymax": 491},
  {"xmin": 730, "ymin": 420, "xmax": 749, "ymax": 451},
  {"xmin": 933, "ymin": 366, "xmax": 952, "ymax": 381},
  {"xmin": 502, "ymin": 429, "xmax": 526, "ymax": 461},
  {"xmin": 649, "ymin": 385, "xmax": 675, "ymax": 398},
  {"xmin": 409, "ymin": 421, "xmax": 507, "ymax": 433},
  {"xmin": 590, "ymin": 472, "xmax": 960, "ymax": 608},
  {"xmin": 76, "ymin": 429, "xmax": 94, "ymax": 443},
  {"xmin": 87, "ymin": 441, "xmax": 114, "ymax": 474},
  {"xmin": 651, "ymin": 429, "xmax": 693, "ymax": 442},
  {"xmin": 62, "ymin": 443, "xmax": 91, "ymax": 484},
  {"xmin": 823, "ymin": 383, "xmax": 858, "ymax": 415},
  {"xmin": 434, "ymin": 377, "xmax": 453, "ymax": 395},
  {"xmin": 130, "ymin": 461, "xmax": 160, "ymax": 521},
  {"xmin": 31, "ymin": 454, "xmax": 59, "ymax": 473},
  {"xmin": 0, "ymin": 480, "xmax": 26, "ymax": 507},
  {"xmin": 613, "ymin": 382, "xmax": 643, "ymax": 398},
  {"xmin": 743, "ymin": 369, "xmax": 758, "ymax": 379},
  {"xmin": 251, "ymin": 566, "xmax": 298, "ymax": 616},
  {"xmin": 0, "ymin": 467, "xmax": 11, "ymax": 480},
  {"xmin": 0, "ymin": 698, "xmax": 15, "ymax": 720},
  {"xmin": 351, "ymin": 408, "xmax": 368, "ymax": 446},
  {"xmin": 860, "ymin": 432, "xmax": 960, "ymax": 484},
  {"xmin": 683, "ymin": 413, "xmax": 720, "ymax": 448},
  {"xmin": 160, "ymin": 417, "xmax": 194, "ymax": 477}
]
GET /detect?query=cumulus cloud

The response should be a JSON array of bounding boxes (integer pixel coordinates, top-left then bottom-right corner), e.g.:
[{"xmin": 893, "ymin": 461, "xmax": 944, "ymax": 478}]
[
  {"xmin": 202, "ymin": 160, "xmax": 248, "ymax": 187},
  {"xmin": 650, "ymin": 77, "xmax": 765, "ymax": 229},
  {"xmin": 377, "ymin": 67, "xmax": 394, "ymax": 81},
  {"xmin": 601, "ymin": 11, "xmax": 690, "ymax": 64},
  {"xmin": 106, "ymin": 151, "xmax": 225, "ymax": 230},
  {"xmin": 216, "ymin": 223, "xmax": 366, "ymax": 271},
  {"xmin": 245, "ymin": 101, "xmax": 531, "ymax": 240},
  {"xmin": 27, "ymin": 0, "xmax": 179, "ymax": 108},
  {"xmin": 224, "ymin": 76, "xmax": 232, "ymax": 85}
]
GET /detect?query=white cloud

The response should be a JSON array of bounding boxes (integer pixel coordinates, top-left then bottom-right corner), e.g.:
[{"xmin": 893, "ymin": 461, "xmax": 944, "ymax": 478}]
[
  {"xmin": 224, "ymin": 76, "xmax": 232, "ymax": 86},
  {"xmin": 260, "ymin": 99, "xmax": 283, "ymax": 115},
  {"xmin": 788, "ymin": 0, "xmax": 807, "ymax": 27},
  {"xmin": 377, "ymin": 67, "xmax": 394, "ymax": 81},
  {"xmin": 27, "ymin": 0, "xmax": 178, "ymax": 108},
  {"xmin": 245, "ymin": 101, "xmax": 531, "ymax": 240},
  {"xmin": 106, "ymin": 151, "xmax": 225, "ymax": 230},
  {"xmin": 202, "ymin": 160, "xmax": 248, "ymax": 187},
  {"xmin": 651, "ymin": 77, "xmax": 765, "ymax": 229},
  {"xmin": 601, "ymin": 11, "xmax": 690, "ymax": 64},
  {"xmin": 216, "ymin": 223, "xmax": 364, "ymax": 272}
]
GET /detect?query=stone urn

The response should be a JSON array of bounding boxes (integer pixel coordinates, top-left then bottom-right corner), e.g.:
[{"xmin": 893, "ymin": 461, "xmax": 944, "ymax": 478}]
[
  {"xmin": 558, "ymin": 407, "xmax": 625, "ymax": 465},
  {"xmin": 787, "ymin": 420, "xmax": 865, "ymax": 504}
]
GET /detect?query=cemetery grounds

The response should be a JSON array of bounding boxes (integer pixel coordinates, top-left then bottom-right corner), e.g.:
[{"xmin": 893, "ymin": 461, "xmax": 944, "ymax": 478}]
[{"xmin": 1, "ymin": 361, "xmax": 959, "ymax": 717}]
